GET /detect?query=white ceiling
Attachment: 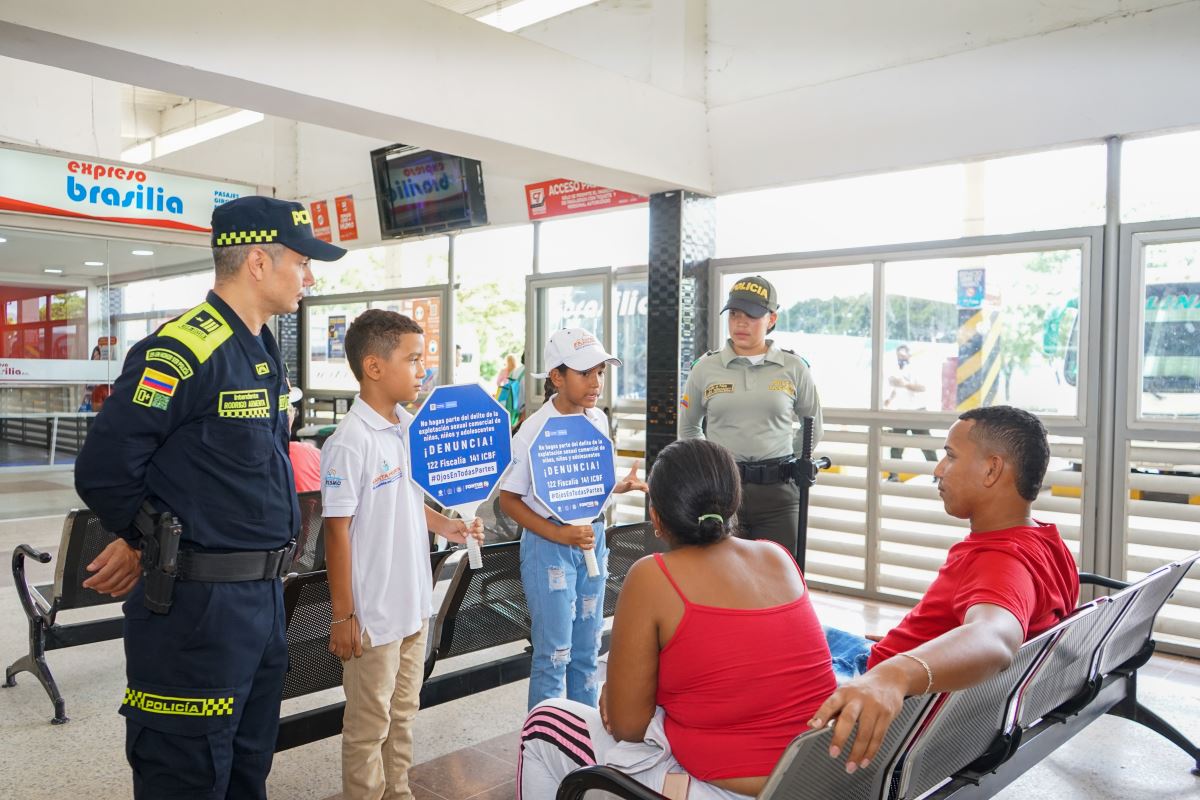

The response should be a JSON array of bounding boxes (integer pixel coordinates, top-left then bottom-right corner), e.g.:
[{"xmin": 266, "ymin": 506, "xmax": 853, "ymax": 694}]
[{"xmin": 0, "ymin": 226, "xmax": 208, "ymax": 286}]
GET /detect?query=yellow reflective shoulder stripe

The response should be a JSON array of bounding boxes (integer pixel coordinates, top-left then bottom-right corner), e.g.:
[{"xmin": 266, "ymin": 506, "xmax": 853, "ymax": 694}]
[{"xmin": 159, "ymin": 302, "xmax": 233, "ymax": 364}]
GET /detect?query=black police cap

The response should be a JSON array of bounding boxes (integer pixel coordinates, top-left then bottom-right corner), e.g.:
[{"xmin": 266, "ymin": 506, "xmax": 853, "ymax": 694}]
[
  {"xmin": 211, "ymin": 196, "xmax": 346, "ymax": 261},
  {"xmin": 722, "ymin": 275, "xmax": 779, "ymax": 318}
]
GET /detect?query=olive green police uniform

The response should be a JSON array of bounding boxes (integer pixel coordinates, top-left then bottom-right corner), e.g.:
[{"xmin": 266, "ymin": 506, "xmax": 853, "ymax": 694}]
[{"xmin": 679, "ymin": 340, "xmax": 822, "ymax": 552}]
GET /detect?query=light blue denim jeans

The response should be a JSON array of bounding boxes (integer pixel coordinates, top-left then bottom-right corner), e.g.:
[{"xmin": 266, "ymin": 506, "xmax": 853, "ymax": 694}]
[
  {"xmin": 520, "ymin": 521, "xmax": 608, "ymax": 711},
  {"xmin": 824, "ymin": 625, "xmax": 873, "ymax": 683}
]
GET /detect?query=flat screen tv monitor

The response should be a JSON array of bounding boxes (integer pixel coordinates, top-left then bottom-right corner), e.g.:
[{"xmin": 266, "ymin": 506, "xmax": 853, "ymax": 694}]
[{"xmin": 370, "ymin": 145, "xmax": 488, "ymax": 238}]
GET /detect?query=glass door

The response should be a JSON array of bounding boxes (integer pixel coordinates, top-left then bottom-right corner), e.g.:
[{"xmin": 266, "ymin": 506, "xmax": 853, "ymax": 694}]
[
  {"xmin": 525, "ymin": 268, "xmax": 613, "ymax": 414},
  {"xmin": 1111, "ymin": 220, "xmax": 1200, "ymax": 655}
]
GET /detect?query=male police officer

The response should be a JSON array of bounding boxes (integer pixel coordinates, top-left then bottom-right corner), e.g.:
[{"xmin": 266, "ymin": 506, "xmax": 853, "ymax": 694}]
[
  {"xmin": 678, "ymin": 275, "xmax": 822, "ymax": 556},
  {"xmin": 75, "ymin": 196, "xmax": 345, "ymax": 798}
]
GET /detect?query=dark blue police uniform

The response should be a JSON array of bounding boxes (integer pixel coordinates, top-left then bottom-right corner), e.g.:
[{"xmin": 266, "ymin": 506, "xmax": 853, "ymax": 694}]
[{"xmin": 75, "ymin": 196, "xmax": 345, "ymax": 799}]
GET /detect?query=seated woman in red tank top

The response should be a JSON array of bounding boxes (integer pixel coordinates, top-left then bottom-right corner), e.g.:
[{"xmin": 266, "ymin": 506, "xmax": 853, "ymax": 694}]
[{"xmin": 517, "ymin": 439, "xmax": 837, "ymax": 799}]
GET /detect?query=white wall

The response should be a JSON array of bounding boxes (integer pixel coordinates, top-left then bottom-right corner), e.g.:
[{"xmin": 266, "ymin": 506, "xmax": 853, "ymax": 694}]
[
  {"xmin": 708, "ymin": 1, "xmax": 1200, "ymax": 193},
  {"xmin": 0, "ymin": 56, "xmax": 122, "ymax": 159}
]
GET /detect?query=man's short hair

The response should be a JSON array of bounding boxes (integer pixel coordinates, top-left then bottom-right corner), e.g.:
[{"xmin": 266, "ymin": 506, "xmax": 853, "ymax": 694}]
[
  {"xmin": 344, "ymin": 309, "xmax": 423, "ymax": 381},
  {"xmin": 958, "ymin": 405, "xmax": 1050, "ymax": 502},
  {"xmin": 212, "ymin": 243, "xmax": 285, "ymax": 281}
]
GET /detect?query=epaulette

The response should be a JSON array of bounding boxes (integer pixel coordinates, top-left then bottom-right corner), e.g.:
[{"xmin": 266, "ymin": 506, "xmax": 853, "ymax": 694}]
[
  {"xmin": 158, "ymin": 301, "xmax": 233, "ymax": 364},
  {"xmin": 781, "ymin": 348, "xmax": 812, "ymax": 369},
  {"xmin": 689, "ymin": 350, "xmax": 715, "ymax": 369}
]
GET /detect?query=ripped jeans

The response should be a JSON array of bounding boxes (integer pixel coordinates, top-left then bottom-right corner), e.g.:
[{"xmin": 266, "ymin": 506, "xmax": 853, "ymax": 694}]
[{"xmin": 520, "ymin": 521, "xmax": 607, "ymax": 711}]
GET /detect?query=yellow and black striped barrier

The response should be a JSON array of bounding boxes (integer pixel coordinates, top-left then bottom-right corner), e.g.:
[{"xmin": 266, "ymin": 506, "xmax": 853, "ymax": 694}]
[{"xmin": 956, "ymin": 307, "xmax": 1003, "ymax": 411}]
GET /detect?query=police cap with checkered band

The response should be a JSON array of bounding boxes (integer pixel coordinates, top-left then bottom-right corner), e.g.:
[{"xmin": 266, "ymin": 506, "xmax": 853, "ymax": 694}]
[{"xmin": 211, "ymin": 195, "xmax": 347, "ymax": 261}]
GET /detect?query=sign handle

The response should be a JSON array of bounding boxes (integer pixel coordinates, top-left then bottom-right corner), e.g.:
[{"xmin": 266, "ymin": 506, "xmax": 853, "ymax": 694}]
[
  {"xmin": 451, "ymin": 501, "xmax": 483, "ymax": 570},
  {"xmin": 583, "ymin": 547, "xmax": 600, "ymax": 578}
]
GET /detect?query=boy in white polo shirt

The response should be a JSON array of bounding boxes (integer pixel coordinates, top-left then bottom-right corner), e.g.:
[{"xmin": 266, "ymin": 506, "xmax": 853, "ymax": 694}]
[{"xmin": 320, "ymin": 309, "xmax": 483, "ymax": 800}]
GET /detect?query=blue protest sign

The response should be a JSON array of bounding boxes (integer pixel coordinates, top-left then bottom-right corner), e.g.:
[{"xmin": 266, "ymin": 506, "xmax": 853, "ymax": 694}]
[
  {"xmin": 528, "ymin": 414, "xmax": 616, "ymax": 525},
  {"xmin": 409, "ymin": 383, "xmax": 512, "ymax": 512}
]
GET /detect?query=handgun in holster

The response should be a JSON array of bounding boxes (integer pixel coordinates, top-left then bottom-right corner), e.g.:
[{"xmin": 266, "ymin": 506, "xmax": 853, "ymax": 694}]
[{"xmin": 133, "ymin": 502, "xmax": 182, "ymax": 615}]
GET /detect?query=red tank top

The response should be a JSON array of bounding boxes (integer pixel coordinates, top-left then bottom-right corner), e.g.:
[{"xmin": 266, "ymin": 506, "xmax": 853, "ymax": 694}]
[{"xmin": 652, "ymin": 548, "xmax": 837, "ymax": 780}]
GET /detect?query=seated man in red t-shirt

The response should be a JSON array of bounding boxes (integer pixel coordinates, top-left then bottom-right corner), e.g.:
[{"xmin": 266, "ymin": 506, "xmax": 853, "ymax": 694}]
[{"xmin": 811, "ymin": 405, "xmax": 1079, "ymax": 773}]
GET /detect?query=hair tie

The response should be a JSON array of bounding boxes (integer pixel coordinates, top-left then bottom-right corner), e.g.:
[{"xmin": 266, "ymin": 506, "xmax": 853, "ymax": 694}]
[{"xmin": 697, "ymin": 513, "xmax": 724, "ymax": 524}]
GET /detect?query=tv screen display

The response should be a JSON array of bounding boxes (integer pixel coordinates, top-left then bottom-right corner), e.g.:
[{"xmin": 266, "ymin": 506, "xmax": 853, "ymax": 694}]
[{"xmin": 370, "ymin": 145, "xmax": 488, "ymax": 238}]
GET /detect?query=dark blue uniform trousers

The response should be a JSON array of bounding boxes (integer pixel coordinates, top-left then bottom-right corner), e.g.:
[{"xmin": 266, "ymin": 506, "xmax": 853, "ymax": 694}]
[{"xmin": 120, "ymin": 578, "xmax": 287, "ymax": 799}]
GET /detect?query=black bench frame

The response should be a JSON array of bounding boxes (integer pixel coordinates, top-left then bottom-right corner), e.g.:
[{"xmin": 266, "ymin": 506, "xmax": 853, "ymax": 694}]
[{"xmin": 6, "ymin": 491, "xmax": 325, "ymax": 724}]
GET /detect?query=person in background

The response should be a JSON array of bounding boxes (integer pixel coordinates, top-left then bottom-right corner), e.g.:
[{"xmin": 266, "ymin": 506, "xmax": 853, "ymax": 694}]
[
  {"xmin": 884, "ymin": 343, "xmax": 937, "ymax": 480},
  {"xmin": 813, "ymin": 406, "xmax": 1079, "ymax": 773},
  {"xmin": 678, "ymin": 275, "xmax": 823, "ymax": 556},
  {"xmin": 517, "ymin": 439, "xmax": 836, "ymax": 799},
  {"xmin": 496, "ymin": 353, "xmax": 517, "ymax": 391},
  {"xmin": 286, "ymin": 384, "xmax": 321, "ymax": 493}
]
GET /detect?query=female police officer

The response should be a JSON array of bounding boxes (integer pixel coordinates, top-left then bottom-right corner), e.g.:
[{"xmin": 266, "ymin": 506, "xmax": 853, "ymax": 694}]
[
  {"xmin": 76, "ymin": 196, "xmax": 345, "ymax": 799},
  {"xmin": 678, "ymin": 275, "xmax": 822, "ymax": 556}
]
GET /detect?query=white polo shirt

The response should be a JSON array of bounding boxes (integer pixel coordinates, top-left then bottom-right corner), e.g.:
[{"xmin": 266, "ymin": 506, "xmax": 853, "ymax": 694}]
[
  {"xmin": 500, "ymin": 395, "xmax": 611, "ymax": 520},
  {"xmin": 320, "ymin": 396, "xmax": 432, "ymax": 646}
]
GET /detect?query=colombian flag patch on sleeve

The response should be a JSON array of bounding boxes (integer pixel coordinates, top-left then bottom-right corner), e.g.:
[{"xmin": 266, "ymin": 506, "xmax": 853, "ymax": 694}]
[{"xmin": 139, "ymin": 367, "xmax": 179, "ymax": 397}]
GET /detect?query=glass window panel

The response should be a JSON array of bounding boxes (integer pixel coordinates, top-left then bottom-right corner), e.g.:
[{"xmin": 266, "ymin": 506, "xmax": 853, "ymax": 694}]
[
  {"xmin": 1138, "ymin": 240, "xmax": 1200, "ymax": 421},
  {"xmin": 716, "ymin": 166, "xmax": 965, "ymax": 258},
  {"xmin": 453, "ymin": 225, "xmax": 533, "ymax": 388},
  {"xmin": 538, "ymin": 208, "xmax": 649, "ymax": 272},
  {"xmin": 884, "ymin": 249, "xmax": 1083, "ymax": 416},
  {"xmin": 717, "ymin": 144, "xmax": 1107, "ymax": 259},
  {"xmin": 306, "ymin": 300, "xmax": 368, "ymax": 393},
  {"xmin": 534, "ymin": 282, "xmax": 606, "ymax": 375},
  {"xmin": 1122, "ymin": 129, "xmax": 1200, "ymax": 223},
  {"xmin": 976, "ymin": 145, "xmax": 1106, "ymax": 234},
  {"xmin": 720, "ymin": 265, "xmax": 874, "ymax": 409},
  {"xmin": 614, "ymin": 277, "xmax": 648, "ymax": 402},
  {"xmin": 311, "ymin": 236, "xmax": 449, "ymax": 296}
]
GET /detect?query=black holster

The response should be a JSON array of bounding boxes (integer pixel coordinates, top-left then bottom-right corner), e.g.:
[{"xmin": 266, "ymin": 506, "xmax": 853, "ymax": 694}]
[{"xmin": 134, "ymin": 503, "xmax": 182, "ymax": 615}]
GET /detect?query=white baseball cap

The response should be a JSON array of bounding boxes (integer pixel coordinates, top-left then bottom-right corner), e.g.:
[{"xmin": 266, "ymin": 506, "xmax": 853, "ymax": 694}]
[{"xmin": 533, "ymin": 328, "xmax": 622, "ymax": 378}]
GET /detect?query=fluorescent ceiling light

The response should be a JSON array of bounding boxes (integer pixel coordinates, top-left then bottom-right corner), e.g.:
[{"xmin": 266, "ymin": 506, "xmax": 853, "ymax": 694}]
[
  {"xmin": 0, "ymin": 236, "xmax": 7, "ymax": 243},
  {"xmin": 122, "ymin": 109, "xmax": 265, "ymax": 164},
  {"xmin": 43, "ymin": 268, "xmax": 64, "ymax": 274},
  {"xmin": 131, "ymin": 249, "xmax": 155, "ymax": 256},
  {"xmin": 84, "ymin": 260, "xmax": 104, "ymax": 267},
  {"xmin": 478, "ymin": 0, "xmax": 597, "ymax": 31}
]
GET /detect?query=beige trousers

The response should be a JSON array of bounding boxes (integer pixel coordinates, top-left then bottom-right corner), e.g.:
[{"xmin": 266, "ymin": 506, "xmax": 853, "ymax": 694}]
[{"xmin": 342, "ymin": 621, "xmax": 429, "ymax": 800}]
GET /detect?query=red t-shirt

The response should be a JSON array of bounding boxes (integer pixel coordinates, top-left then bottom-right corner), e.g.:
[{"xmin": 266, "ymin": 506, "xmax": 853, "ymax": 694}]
[
  {"xmin": 289, "ymin": 440, "xmax": 322, "ymax": 493},
  {"xmin": 869, "ymin": 522, "xmax": 1079, "ymax": 669}
]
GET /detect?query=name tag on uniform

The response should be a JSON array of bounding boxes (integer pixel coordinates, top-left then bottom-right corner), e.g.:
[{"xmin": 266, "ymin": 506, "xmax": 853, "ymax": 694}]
[
  {"xmin": 705, "ymin": 382, "xmax": 734, "ymax": 400},
  {"xmin": 218, "ymin": 389, "xmax": 272, "ymax": 418},
  {"xmin": 769, "ymin": 379, "xmax": 796, "ymax": 397}
]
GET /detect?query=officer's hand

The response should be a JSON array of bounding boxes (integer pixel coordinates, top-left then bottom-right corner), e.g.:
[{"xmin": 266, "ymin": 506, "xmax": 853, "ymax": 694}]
[
  {"xmin": 82, "ymin": 538, "xmax": 142, "ymax": 597},
  {"xmin": 329, "ymin": 615, "xmax": 363, "ymax": 661},
  {"xmin": 614, "ymin": 460, "xmax": 649, "ymax": 494},
  {"xmin": 562, "ymin": 525, "xmax": 596, "ymax": 550}
]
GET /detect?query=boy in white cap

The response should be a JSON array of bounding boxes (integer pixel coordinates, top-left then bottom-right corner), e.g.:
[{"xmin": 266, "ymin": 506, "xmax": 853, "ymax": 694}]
[{"xmin": 499, "ymin": 329, "xmax": 647, "ymax": 710}]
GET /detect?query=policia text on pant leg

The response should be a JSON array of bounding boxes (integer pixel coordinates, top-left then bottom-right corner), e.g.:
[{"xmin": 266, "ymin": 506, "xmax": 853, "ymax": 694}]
[
  {"xmin": 678, "ymin": 275, "xmax": 823, "ymax": 557},
  {"xmin": 75, "ymin": 197, "xmax": 346, "ymax": 800}
]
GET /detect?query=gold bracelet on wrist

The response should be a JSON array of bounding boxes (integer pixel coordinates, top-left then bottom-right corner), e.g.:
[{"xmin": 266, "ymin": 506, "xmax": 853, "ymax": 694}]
[
  {"xmin": 898, "ymin": 651, "xmax": 934, "ymax": 695},
  {"xmin": 331, "ymin": 611, "xmax": 355, "ymax": 626}
]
